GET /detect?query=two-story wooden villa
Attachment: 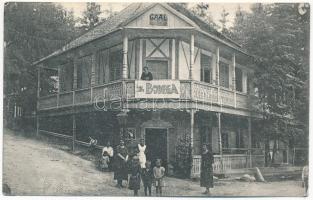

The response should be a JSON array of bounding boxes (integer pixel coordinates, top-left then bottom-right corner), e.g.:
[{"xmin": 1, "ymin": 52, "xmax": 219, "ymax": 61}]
[{"xmin": 34, "ymin": 3, "xmax": 269, "ymax": 177}]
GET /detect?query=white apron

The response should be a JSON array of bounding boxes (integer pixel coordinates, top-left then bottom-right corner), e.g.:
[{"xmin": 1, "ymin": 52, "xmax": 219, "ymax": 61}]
[{"xmin": 138, "ymin": 144, "xmax": 146, "ymax": 168}]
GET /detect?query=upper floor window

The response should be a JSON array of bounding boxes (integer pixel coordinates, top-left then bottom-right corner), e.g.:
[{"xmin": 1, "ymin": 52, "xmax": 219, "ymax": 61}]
[
  {"xmin": 235, "ymin": 68, "xmax": 243, "ymax": 92},
  {"xmin": 201, "ymin": 54, "xmax": 212, "ymax": 83},
  {"xmin": 219, "ymin": 62, "xmax": 229, "ymax": 88},
  {"xmin": 109, "ymin": 50, "xmax": 122, "ymax": 82},
  {"xmin": 145, "ymin": 59, "xmax": 168, "ymax": 79},
  {"xmin": 60, "ymin": 62, "xmax": 73, "ymax": 92},
  {"xmin": 77, "ymin": 55, "xmax": 92, "ymax": 89}
]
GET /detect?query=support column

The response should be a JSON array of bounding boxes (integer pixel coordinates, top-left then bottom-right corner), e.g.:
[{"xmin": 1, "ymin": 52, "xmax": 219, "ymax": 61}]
[
  {"xmin": 36, "ymin": 67, "xmax": 41, "ymax": 136},
  {"xmin": 217, "ymin": 112, "xmax": 223, "ymax": 170},
  {"xmin": 211, "ymin": 54, "xmax": 216, "ymax": 84},
  {"xmin": 73, "ymin": 57, "xmax": 78, "ymax": 89},
  {"xmin": 216, "ymin": 47, "xmax": 220, "ymax": 104},
  {"xmin": 122, "ymin": 34, "xmax": 128, "ymax": 79},
  {"xmin": 189, "ymin": 34, "xmax": 194, "ymax": 80},
  {"xmin": 190, "ymin": 109, "xmax": 195, "ymax": 155},
  {"xmin": 72, "ymin": 114, "xmax": 76, "ymax": 151},
  {"xmin": 190, "ymin": 109, "xmax": 195, "ymax": 178},
  {"xmin": 232, "ymin": 53, "xmax": 237, "ymax": 108},
  {"xmin": 248, "ymin": 117, "xmax": 252, "ymax": 168}
]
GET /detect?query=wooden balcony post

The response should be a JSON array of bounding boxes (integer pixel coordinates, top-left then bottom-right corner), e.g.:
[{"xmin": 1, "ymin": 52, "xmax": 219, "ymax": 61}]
[
  {"xmin": 248, "ymin": 117, "xmax": 252, "ymax": 168},
  {"xmin": 72, "ymin": 114, "xmax": 76, "ymax": 152},
  {"xmin": 122, "ymin": 33, "xmax": 128, "ymax": 79},
  {"xmin": 216, "ymin": 47, "xmax": 220, "ymax": 85},
  {"xmin": 216, "ymin": 47, "xmax": 220, "ymax": 104},
  {"xmin": 189, "ymin": 33, "xmax": 194, "ymax": 80},
  {"xmin": 211, "ymin": 54, "xmax": 216, "ymax": 84},
  {"xmin": 232, "ymin": 53, "xmax": 237, "ymax": 108}
]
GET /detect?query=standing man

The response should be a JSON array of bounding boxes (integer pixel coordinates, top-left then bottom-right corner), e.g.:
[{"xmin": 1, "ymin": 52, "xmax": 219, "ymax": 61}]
[
  {"xmin": 200, "ymin": 144, "xmax": 214, "ymax": 195},
  {"xmin": 114, "ymin": 140, "xmax": 129, "ymax": 188},
  {"xmin": 141, "ymin": 66, "xmax": 153, "ymax": 80}
]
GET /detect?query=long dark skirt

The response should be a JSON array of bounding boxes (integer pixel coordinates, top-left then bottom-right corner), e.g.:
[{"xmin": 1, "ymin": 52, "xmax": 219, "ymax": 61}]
[
  {"xmin": 114, "ymin": 160, "xmax": 128, "ymax": 180},
  {"xmin": 200, "ymin": 151, "xmax": 214, "ymax": 188},
  {"xmin": 200, "ymin": 166, "xmax": 213, "ymax": 188}
]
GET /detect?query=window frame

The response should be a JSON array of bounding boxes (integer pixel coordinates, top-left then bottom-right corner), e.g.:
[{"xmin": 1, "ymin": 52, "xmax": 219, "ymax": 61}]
[
  {"xmin": 200, "ymin": 53, "xmax": 212, "ymax": 84},
  {"xmin": 144, "ymin": 57, "xmax": 170, "ymax": 80}
]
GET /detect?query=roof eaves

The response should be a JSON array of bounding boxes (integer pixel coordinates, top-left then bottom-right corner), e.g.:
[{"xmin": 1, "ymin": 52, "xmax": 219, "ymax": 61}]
[
  {"xmin": 33, "ymin": 27, "xmax": 123, "ymax": 66},
  {"xmin": 196, "ymin": 28, "xmax": 252, "ymax": 58}
]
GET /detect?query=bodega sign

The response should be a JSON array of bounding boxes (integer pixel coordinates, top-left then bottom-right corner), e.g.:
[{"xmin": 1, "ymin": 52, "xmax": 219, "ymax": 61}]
[
  {"xmin": 135, "ymin": 80, "xmax": 180, "ymax": 99},
  {"xmin": 149, "ymin": 14, "xmax": 168, "ymax": 26}
]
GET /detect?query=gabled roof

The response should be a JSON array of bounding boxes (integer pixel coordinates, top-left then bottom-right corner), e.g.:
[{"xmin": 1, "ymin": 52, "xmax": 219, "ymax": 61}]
[{"xmin": 34, "ymin": 3, "xmax": 244, "ymax": 65}]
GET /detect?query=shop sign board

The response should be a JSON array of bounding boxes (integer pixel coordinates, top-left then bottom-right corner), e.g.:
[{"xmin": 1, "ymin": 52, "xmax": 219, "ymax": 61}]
[{"xmin": 135, "ymin": 80, "xmax": 180, "ymax": 99}]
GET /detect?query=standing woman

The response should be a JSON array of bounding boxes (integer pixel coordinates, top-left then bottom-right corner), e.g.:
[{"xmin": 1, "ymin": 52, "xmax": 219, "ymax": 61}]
[
  {"xmin": 114, "ymin": 140, "xmax": 129, "ymax": 188},
  {"xmin": 138, "ymin": 138, "xmax": 147, "ymax": 168},
  {"xmin": 200, "ymin": 144, "xmax": 214, "ymax": 195}
]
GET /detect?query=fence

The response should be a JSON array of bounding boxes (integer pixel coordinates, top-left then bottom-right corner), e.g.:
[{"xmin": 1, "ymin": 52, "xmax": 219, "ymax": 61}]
[{"xmin": 191, "ymin": 149, "xmax": 265, "ymax": 178}]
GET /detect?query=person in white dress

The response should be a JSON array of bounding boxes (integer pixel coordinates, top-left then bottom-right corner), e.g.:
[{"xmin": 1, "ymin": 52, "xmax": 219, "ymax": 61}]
[
  {"xmin": 137, "ymin": 138, "xmax": 147, "ymax": 168},
  {"xmin": 100, "ymin": 141, "xmax": 114, "ymax": 171}
]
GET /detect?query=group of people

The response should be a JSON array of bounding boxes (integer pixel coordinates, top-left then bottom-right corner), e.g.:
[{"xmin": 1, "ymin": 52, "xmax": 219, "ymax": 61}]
[
  {"xmin": 101, "ymin": 138, "xmax": 165, "ymax": 196},
  {"xmin": 98, "ymin": 138, "xmax": 214, "ymax": 196}
]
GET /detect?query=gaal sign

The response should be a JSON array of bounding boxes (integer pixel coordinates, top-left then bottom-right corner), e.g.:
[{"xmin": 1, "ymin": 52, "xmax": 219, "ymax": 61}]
[
  {"xmin": 135, "ymin": 80, "xmax": 180, "ymax": 98},
  {"xmin": 149, "ymin": 14, "xmax": 168, "ymax": 26}
]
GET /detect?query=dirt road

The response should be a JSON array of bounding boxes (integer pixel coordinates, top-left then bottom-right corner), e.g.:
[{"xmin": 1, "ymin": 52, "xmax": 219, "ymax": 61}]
[{"xmin": 3, "ymin": 130, "xmax": 305, "ymax": 196}]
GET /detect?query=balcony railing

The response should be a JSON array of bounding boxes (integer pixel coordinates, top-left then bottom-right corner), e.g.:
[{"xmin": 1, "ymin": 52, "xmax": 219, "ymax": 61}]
[{"xmin": 38, "ymin": 80, "xmax": 254, "ymax": 111}]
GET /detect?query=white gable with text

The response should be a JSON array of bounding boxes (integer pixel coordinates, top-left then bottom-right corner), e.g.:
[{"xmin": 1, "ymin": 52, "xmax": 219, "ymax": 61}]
[{"xmin": 126, "ymin": 4, "xmax": 195, "ymax": 28}]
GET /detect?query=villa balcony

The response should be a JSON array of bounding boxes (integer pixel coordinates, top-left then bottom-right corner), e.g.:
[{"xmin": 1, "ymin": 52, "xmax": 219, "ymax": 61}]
[{"xmin": 38, "ymin": 80, "xmax": 257, "ymax": 115}]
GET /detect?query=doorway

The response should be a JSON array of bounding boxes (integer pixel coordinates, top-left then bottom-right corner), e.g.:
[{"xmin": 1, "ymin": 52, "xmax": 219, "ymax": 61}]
[{"xmin": 145, "ymin": 128, "xmax": 168, "ymax": 167}]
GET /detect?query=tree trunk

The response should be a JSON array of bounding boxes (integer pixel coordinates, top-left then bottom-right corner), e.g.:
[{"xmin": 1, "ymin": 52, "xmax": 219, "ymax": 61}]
[
  {"xmin": 264, "ymin": 138, "xmax": 270, "ymax": 167},
  {"xmin": 271, "ymin": 139, "xmax": 277, "ymax": 166}
]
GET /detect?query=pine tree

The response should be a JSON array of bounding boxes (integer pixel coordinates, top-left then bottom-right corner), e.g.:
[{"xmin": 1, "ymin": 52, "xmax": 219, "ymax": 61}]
[
  {"xmin": 80, "ymin": 2, "xmax": 102, "ymax": 31},
  {"xmin": 190, "ymin": 3, "xmax": 220, "ymax": 30},
  {"xmin": 219, "ymin": 8, "xmax": 230, "ymax": 34}
]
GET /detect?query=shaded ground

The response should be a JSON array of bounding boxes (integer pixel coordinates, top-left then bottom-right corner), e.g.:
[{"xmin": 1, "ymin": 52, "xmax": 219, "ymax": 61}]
[{"xmin": 3, "ymin": 129, "xmax": 305, "ymax": 196}]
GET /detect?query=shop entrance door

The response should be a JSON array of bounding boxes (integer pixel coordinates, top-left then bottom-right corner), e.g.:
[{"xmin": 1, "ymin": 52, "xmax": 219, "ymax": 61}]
[{"xmin": 145, "ymin": 128, "xmax": 167, "ymax": 167}]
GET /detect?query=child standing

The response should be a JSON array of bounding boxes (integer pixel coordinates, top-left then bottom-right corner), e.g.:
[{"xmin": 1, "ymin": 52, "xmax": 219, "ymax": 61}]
[
  {"xmin": 141, "ymin": 161, "xmax": 153, "ymax": 196},
  {"xmin": 153, "ymin": 159, "xmax": 165, "ymax": 196},
  {"xmin": 128, "ymin": 156, "xmax": 141, "ymax": 196}
]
